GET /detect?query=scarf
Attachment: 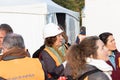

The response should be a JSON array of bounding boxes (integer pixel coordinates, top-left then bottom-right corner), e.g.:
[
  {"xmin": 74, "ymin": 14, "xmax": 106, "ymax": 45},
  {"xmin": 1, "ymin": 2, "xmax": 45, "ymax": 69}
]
[
  {"xmin": 46, "ymin": 46, "xmax": 65, "ymax": 64},
  {"xmin": 86, "ymin": 58, "xmax": 113, "ymax": 80}
]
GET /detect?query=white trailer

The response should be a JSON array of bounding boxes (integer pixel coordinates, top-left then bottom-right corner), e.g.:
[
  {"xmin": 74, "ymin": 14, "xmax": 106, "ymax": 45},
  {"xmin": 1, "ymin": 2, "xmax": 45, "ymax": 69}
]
[
  {"xmin": 0, "ymin": 0, "xmax": 80, "ymax": 56},
  {"xmin": 83, "ymin": 0, "xmax": 120, "ymax": 51}
]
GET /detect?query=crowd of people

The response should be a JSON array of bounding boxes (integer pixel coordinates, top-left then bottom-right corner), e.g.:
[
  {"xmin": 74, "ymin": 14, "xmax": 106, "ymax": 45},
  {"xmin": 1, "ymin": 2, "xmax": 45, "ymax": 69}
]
[{"xmin": 0, "ymin": 23, "xmax": 119, "ymax": 80}]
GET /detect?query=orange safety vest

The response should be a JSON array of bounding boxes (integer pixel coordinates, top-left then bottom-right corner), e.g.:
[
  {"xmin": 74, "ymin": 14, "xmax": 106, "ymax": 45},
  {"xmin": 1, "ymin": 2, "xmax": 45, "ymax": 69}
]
[
  {"xmin": 44, "ymin": 47, "xmax": 61, "ymax": 66},
  {"xmin": 0, "ymin": 57, "xmax": 45, "ymax": 80}
]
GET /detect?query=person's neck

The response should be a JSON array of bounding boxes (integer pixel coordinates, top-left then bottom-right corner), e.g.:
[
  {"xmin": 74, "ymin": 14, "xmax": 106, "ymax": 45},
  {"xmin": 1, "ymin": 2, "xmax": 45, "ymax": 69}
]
[{"xmin": 108, "ymin": 50, "xmax": 113, "ymax": 56}]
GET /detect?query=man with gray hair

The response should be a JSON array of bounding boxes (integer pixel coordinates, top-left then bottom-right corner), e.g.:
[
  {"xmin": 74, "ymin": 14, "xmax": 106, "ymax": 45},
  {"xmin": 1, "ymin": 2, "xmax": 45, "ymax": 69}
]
[{"xmin": 0, "ymin": 33, "xmax": 46, "ymax": 80}]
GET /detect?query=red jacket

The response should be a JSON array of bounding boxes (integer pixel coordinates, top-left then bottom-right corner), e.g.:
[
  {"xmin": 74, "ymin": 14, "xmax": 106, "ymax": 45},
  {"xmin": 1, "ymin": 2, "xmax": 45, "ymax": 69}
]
[{"xmin": 107, "ymin": 50, "xmax": 120, "ymax": 80}]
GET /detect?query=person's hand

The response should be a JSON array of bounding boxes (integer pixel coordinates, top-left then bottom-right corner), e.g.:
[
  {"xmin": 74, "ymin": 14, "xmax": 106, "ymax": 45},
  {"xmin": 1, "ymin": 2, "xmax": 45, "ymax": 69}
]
[
  {"xmin": 58, "ymin": 76, "xmax": 67, "ymax": 80},
  {"xmin": 62, "ymin": 61, "xmax": 67, "ymax": 68}
]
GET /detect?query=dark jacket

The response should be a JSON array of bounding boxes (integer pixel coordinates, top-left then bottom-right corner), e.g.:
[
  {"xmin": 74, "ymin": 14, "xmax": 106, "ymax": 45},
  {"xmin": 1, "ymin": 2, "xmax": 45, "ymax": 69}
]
[
  {"xmin": 64, "ymin": 64, "xmax": 110, "ymax": 80},
  {"xmin": 41, "ymin": 50, "xmax": 64, "ymax": 79},
  {"xmin": 32, "ymin": 44, "xmax": 45, "ymax": 58}
]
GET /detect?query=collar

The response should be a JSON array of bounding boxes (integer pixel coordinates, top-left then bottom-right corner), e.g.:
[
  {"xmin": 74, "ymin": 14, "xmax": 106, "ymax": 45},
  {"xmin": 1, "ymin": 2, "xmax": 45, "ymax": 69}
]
[
  {"xmin": 109, "ymin": 52, "xmax": 115, "ymax": 57},
  {"xmin": 86, "ymin": 58, "xmax": 113, "ymax": 72},
  {"xmin": 1, "ymin": 47, "xmax": 29, "ymax": 61}
]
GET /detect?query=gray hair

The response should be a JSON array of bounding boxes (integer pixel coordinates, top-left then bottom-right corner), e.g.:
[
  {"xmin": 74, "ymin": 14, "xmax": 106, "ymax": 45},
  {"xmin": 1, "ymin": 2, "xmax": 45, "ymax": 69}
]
[{"xmin": 2, "ymin": 33, "xmax": 25, "ymax": 49}]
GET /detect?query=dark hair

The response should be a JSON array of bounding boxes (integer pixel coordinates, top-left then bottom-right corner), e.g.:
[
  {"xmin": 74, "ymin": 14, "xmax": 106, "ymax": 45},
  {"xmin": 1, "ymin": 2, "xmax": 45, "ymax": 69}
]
[
  {"xmin": 99, "ymin": 32, "xmax": 113, "ymax": 45},
  {"xmin": 80, "ymin": 26, "xmax": 86, "ymax": 35},
  {"xmin": 0, "ymin": 24, "xmax": 13, "ymax": 33},
  {"xmin": 44, "ymin": 36, "xmax": 57, "ymax": 47}
]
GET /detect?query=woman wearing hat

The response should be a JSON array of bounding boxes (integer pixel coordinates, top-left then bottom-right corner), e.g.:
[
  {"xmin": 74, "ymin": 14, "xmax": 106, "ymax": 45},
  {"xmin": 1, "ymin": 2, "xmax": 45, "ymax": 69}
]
[{"xmin": 40, "ymin": 23, "xmax": 67, "ymax": 79}]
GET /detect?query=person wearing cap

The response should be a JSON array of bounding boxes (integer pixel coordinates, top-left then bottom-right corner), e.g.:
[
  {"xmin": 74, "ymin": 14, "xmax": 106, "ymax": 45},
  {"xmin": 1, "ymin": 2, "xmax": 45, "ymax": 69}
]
[
  {"xmin": 40, "ymin": 23, "xmax": 67, "ymax": 79},
  {"xmin": 75, "ymin": 26, "xmax": 86, "ymax": 44}
]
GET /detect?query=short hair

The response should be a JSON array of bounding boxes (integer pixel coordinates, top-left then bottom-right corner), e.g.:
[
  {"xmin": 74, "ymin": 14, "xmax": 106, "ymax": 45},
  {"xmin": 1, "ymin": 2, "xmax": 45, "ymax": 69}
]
[
  {"xmin": 2, "ymin": 33, "xmax": 25, "ymax": 49},
  {"xmin": 0, "ymin": 23, "xmax": 13, "ymax": 33},
  {"xmin": 44, "ymin": 36, "xmax": 57, "ymax": 47}
]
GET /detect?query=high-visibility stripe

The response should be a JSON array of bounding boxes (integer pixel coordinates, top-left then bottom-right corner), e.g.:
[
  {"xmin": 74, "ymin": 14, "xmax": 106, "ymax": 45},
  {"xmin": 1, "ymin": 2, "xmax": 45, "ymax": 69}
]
[{"xmin": 44, "ymin": 47, "xmax": 61, "ymax": 66}]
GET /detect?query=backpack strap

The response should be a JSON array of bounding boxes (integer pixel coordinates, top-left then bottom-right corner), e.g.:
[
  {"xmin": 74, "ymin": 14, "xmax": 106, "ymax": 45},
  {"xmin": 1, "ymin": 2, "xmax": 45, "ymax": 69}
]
[{"xmin": 78, "ymin": 69, "xmax": 102, "ymax": 80}]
